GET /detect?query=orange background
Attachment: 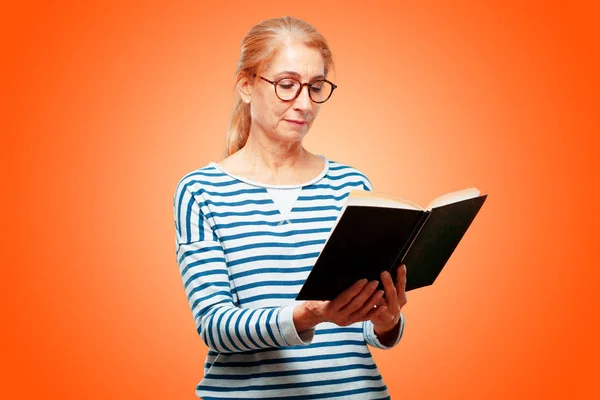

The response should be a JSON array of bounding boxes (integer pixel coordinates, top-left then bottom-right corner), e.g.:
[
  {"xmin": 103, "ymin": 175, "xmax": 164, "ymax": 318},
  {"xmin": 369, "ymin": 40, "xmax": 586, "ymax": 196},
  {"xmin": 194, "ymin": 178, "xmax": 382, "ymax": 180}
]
[{"xmin": 2, "ymin": 1, "xmax": 599, "ymax": 399}]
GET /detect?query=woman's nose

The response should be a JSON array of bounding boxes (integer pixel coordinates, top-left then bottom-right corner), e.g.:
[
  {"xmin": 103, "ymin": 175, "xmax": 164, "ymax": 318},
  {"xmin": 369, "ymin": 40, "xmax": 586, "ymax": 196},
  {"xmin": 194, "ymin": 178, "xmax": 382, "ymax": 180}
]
[{"xmin": 293, "ymin": 85, "xmax": 312, "ymax": 110}]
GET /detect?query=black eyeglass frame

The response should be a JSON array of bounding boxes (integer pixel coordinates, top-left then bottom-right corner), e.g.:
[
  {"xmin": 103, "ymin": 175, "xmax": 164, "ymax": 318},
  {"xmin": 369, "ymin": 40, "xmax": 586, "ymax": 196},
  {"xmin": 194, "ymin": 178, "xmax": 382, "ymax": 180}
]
[{"xmin": 252, "ymin": 73, "xmax": 337, "ymax": 104}]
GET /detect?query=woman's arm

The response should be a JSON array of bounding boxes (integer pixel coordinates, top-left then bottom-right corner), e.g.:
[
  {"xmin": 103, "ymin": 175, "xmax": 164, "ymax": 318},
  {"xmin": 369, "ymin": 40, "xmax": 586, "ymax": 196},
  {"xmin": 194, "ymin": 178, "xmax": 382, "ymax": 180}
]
[{"xmin": 174, "ymin": 182, "xmax": 314, "ymax": 353}]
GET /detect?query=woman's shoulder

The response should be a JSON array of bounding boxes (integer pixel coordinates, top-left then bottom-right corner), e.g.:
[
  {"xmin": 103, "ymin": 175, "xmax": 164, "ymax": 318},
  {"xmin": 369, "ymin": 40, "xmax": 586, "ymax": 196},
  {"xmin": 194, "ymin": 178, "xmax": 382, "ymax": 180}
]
[
  {"xmin": 173, "ymin": 161, "xmax": 225, "ymax": 195},
  {"xmin": 326, "ymin": 158, "xmax": 371, "ymax": 179},
  {"xmin": 325, "ymin": 158, "xmax": 374, "ymax": 191}
]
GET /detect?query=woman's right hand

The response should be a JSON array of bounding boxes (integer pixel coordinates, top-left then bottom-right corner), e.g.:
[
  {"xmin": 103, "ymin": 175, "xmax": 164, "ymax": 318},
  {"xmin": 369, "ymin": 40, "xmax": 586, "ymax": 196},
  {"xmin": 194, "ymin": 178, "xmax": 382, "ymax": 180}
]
[{"xmin": 293, "ymin": 279, "xmax": 388, "ymax": 332}]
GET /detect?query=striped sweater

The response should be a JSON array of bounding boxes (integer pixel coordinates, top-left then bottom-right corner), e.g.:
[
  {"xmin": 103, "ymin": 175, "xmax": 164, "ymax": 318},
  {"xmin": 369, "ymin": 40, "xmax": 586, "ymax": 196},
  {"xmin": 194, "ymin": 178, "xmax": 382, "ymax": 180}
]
[{"xmin": 173, "ymin": 154, "xmax": 406, "ymax": 399}]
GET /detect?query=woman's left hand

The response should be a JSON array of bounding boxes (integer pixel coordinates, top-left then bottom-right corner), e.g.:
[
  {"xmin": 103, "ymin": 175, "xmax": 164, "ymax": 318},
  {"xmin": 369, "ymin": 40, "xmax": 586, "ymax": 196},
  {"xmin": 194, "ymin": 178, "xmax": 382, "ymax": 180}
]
[{"xmin": 370, "ymin": 264, "xmax": 407, "ymax": 334}]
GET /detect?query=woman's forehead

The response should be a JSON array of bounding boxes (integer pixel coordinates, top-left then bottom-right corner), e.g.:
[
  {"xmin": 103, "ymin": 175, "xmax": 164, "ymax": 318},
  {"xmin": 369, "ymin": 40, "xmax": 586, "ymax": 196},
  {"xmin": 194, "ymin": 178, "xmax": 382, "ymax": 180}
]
[{"xmin": 265, "ymin": 43, "xmax": 325, "ymax": 77}]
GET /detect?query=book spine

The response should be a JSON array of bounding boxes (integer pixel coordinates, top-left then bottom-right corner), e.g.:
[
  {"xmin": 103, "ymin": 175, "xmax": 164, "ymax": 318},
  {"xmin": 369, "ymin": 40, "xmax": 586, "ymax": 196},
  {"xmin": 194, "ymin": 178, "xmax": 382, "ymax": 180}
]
[{"xmin": 390, "ymin": 211, "xmax": 431, "ymax": 271}]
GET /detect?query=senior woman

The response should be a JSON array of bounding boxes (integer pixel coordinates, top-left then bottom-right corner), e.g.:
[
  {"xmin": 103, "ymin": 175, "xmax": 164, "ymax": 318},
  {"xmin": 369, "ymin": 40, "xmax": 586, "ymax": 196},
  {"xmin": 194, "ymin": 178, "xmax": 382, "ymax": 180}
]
[{"xmin": 174, "ymin": 16, "xmax": 408, "ymax": 399}]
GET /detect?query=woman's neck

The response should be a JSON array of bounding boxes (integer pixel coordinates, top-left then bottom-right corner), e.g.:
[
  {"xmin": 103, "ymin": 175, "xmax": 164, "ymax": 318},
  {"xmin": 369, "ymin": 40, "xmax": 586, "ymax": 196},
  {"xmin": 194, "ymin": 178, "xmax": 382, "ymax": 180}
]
[{"xmin": 239, "ymin": 134, "xmax": 309, "ymax": 173}]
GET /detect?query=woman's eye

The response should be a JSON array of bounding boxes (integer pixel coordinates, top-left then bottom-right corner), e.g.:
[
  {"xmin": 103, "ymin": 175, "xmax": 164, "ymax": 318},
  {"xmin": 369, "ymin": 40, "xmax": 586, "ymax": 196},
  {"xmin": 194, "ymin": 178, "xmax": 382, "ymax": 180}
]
[
  {"xmin": 279, "ymin": 84, "xmax": 294, "ymax": 89},
  {"xmin": 278, "ymin": 79, "xmax": 297, "ymax": 86}
]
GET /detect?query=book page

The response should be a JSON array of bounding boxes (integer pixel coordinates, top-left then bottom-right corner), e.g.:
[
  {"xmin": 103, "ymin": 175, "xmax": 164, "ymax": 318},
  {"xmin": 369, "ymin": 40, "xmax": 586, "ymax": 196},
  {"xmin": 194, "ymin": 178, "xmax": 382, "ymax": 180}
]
[
  {"xmin": 426, "ymin": 187, "xmax": 481, "ymax": 210},
  {"xmin": 347, "ymin": 190, "xmax": 423, "ymax": 210}
]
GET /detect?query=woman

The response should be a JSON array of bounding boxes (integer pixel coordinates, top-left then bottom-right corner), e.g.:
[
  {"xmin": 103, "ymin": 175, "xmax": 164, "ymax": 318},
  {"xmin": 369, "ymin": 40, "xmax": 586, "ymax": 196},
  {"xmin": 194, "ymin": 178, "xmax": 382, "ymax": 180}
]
[{"xmin": 174, "ymin": 16, "xmax": 408, "ymax": 399}]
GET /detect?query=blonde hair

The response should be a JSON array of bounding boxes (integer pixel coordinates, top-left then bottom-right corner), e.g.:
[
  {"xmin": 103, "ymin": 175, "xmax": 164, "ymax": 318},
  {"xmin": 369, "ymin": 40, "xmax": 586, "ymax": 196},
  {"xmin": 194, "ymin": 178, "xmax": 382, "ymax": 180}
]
[{"xmin": 224, "ymin": 16, "xmax": 335, "ymax": 157}]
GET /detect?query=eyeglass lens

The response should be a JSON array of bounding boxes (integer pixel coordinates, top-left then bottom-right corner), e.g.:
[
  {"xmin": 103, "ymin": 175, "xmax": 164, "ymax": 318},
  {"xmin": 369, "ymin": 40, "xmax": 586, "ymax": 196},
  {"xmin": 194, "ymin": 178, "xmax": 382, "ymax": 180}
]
[{"xmin": 275, "ymin": 79, "xmax": 333, "ymax": 102}]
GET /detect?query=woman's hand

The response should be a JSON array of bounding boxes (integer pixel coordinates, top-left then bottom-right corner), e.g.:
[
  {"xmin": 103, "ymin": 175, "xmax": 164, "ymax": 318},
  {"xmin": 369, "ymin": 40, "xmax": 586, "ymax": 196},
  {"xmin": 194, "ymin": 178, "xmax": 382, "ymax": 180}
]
[
  {"xmin": 293, "ymin": 264, "xmax": 407, "ymax": 332},
  {"xmin": 370, "ymin": 264, "xmax": 408, "ymax": 336}
]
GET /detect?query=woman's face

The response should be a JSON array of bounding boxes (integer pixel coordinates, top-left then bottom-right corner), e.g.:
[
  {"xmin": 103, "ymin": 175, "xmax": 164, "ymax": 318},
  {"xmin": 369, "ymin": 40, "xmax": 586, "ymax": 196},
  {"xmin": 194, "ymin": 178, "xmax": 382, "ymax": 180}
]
[{"xmin": 244, "ymin": 41, "xmax": 326, "ymax": 145}]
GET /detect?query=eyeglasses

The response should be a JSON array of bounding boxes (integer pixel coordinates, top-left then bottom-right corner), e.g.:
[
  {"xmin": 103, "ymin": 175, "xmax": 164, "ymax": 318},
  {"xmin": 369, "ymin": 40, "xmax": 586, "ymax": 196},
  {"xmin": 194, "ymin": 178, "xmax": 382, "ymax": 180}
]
[{"xmin": 252, "ymin": 73, "xmax": 337, "ymax": 103}]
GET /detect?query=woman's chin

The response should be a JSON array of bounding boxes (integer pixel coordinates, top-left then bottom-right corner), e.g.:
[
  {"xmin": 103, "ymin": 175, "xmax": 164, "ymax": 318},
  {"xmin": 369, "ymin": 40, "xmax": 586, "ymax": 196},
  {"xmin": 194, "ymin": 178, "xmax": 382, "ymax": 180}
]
[{"xmin": 280, "ymin": 129, "xmax": 307, "ymax": 141}]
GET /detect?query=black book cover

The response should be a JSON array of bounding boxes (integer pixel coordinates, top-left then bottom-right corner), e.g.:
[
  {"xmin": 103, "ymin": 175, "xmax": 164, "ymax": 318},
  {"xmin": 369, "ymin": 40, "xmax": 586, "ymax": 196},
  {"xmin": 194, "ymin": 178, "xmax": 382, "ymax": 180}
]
[{"xmin": 296, "ymin": 194, "xmax": 487, "ymax": 301}]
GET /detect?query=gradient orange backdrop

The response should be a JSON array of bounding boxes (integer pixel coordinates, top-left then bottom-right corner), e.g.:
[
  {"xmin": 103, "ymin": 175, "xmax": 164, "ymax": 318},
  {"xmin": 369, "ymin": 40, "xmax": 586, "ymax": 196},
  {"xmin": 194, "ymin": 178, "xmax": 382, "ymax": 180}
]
[{"xmin": 2, "ymin": 1, "xmax": 599, "ymax": 399}]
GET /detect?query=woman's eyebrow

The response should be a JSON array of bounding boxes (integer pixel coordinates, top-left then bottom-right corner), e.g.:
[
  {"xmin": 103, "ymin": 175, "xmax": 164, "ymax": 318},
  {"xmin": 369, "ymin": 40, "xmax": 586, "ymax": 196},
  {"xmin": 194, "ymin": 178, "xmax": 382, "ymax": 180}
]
[{"xmin": 273, "ymin": 70, "xmax": 325, "ymax": 80}]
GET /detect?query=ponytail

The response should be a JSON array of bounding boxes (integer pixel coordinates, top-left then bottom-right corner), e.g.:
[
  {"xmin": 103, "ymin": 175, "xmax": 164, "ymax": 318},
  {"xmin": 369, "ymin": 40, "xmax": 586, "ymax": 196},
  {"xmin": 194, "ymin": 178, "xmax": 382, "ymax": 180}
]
[{"xmin": 224, "ymin": 96, "xmax": 252, "ymax": 157}]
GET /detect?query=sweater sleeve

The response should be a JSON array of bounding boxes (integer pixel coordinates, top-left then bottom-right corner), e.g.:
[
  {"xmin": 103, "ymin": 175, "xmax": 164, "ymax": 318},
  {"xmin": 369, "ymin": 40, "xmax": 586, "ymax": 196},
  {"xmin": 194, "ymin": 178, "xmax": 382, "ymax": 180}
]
[
  {"xmin": 363, "ymin": 313, "xmax": 406, "ymax": 349},
  {"xmin": 174, "ymin": 182, "xmax": 315, "ymax": 353}
]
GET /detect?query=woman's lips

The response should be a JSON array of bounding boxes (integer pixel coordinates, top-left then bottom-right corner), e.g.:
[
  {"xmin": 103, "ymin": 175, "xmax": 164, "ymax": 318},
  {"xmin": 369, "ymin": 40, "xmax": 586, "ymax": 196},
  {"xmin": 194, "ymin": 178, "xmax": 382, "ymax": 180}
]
[{"xmin": 285, "ymin": 119, "xmax": 306, "ymax": 125}]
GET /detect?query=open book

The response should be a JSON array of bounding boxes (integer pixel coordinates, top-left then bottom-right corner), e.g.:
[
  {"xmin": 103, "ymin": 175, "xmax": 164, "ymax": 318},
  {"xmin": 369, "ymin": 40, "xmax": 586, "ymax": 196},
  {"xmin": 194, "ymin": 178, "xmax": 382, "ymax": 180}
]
[{"xmin": 296, "ymin": 187, "xmax": 487, "ymax": 301}]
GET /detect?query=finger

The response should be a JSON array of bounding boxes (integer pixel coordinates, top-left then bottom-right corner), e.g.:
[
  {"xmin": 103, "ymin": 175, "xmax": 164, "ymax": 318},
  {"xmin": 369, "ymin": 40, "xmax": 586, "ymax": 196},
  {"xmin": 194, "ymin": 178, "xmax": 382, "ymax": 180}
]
[
  {"xmin": 396, "ymin": 266, "xmax": 408, "ymax": 306},
  {"xmin": 348, "ymin": 290, "xmax": 384, "ymax": 320},
  {"xmin": 339, "ymin": 280, "xmax": 380, "ymax": 315},
  {"xmin": 381, "ymin": 270, "xmax": 398, "ymax": 309},
  {"xmin": 396, "ymin": 265, "xmax": 407, "ymax": 294},
  {"xmin": 364, "ymin": 304, "xmax": 388, "ymax": 320},
  {"xmin": 330, "ymin": 279, "xmax": 368, "ymax": 311}
]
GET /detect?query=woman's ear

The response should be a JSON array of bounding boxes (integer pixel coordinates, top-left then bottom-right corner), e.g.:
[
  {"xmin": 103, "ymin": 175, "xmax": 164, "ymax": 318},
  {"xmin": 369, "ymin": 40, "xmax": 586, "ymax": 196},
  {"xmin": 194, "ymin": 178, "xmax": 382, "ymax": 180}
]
[{"xmin": 237, "ymin": 76, "xmax": 253, "ymax": 103}]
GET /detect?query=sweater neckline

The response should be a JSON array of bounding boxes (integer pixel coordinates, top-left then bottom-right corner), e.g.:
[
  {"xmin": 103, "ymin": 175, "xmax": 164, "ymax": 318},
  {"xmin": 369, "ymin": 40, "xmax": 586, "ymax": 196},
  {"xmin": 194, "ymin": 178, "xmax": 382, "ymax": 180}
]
[{"xmin": 210, "ymin": 155, "xmax": 329, "ymax": 189}]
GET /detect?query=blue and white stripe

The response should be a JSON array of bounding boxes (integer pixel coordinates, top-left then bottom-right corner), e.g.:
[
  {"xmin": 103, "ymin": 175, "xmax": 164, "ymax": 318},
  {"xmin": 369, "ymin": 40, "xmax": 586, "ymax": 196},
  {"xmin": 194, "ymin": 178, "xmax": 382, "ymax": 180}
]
[{"xmin": 174, "ymin": 157, "xmax": 405, "ymax": 399}]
